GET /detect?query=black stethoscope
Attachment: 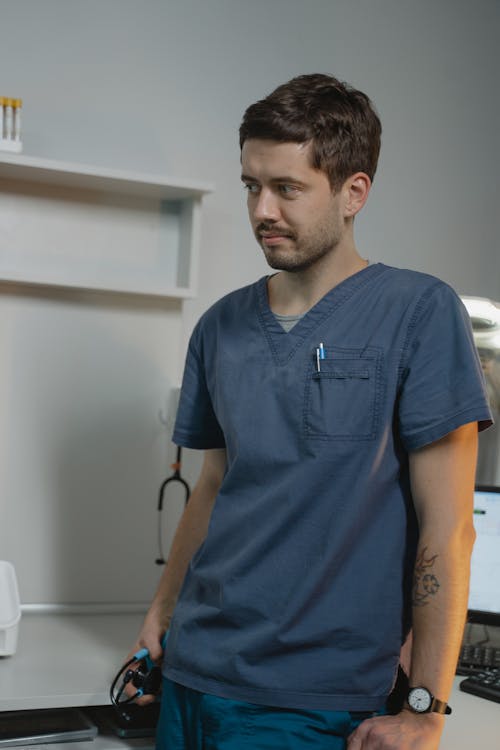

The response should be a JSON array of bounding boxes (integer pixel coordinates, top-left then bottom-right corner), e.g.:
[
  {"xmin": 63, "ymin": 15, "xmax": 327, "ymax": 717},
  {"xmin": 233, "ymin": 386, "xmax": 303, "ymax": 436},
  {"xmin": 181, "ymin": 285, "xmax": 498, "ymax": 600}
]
[
  {"xmin": 155, "ymin": 446, "xmax": 191, "ymax": 565},
  {"xmin": 109, "ymin": 646, "xmax": 162, "ymax": 706},
  {"xmin": 109, "ymin": 629, "xmax": 169, "ymax": 706}
]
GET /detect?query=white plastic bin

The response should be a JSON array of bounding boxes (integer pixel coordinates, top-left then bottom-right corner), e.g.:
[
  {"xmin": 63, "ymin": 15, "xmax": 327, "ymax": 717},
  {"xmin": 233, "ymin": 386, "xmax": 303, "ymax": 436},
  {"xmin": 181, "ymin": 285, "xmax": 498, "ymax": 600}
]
[{"xmin": 0, "ymin": 560, "xmax": 21, "ymax": 655}]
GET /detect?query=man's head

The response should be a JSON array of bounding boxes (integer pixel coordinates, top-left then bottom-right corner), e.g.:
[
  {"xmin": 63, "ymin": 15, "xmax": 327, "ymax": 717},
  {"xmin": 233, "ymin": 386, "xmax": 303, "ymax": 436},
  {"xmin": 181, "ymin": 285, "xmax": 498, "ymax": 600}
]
[{"xmin": 239, "ymin": 73, "xmax": 381, "ymax": 193}]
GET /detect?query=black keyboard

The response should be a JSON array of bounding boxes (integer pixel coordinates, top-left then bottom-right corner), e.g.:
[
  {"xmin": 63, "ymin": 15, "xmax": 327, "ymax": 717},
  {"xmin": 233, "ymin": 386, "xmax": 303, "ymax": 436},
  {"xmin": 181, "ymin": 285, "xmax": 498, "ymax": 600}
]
[
  {"xmin": 456, "ymin": 643, "xmax": 500, "ymax": 675},
  {"xmin": 460, "ymin": 668, "xmax": 500, "ymax": 703}
]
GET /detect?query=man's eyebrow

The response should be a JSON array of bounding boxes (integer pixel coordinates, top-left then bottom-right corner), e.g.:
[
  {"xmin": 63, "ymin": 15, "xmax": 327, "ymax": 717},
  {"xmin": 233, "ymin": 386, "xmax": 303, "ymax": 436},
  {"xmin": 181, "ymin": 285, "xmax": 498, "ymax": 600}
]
[{"xmin": 241, "ymin": 173, "xmax": 305, "ymax": 184}]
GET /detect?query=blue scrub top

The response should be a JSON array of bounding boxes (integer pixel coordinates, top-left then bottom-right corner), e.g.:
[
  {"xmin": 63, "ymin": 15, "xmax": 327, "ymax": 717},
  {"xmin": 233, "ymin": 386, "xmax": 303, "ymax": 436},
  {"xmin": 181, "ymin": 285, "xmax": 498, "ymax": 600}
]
[{"xmin": 165, "ymin": 263, "xmax": 492, "ymax": 712}]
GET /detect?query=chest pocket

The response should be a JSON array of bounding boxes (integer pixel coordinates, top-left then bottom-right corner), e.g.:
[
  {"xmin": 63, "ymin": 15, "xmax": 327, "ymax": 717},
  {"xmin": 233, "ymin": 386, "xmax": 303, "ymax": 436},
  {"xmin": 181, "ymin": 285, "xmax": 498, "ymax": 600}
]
[{"xmin": 303, "ymin": 346, "xmax": 382, "ymax": 440}]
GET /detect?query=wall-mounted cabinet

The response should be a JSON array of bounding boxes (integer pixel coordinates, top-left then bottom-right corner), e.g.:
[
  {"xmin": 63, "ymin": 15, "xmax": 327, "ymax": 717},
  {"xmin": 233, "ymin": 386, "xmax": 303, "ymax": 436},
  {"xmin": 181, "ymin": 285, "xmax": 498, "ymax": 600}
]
[{"xmin": 0, "ymin": 153, "xmax": 213, "ymax": 298}]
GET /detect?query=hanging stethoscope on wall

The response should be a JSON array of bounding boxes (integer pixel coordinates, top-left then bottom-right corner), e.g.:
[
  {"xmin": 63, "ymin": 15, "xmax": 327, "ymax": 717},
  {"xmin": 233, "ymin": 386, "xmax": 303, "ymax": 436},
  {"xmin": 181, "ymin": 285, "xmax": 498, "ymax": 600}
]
[{"xmin": 155, "ymin": 445, "xmax": 191, "ymax": 565}]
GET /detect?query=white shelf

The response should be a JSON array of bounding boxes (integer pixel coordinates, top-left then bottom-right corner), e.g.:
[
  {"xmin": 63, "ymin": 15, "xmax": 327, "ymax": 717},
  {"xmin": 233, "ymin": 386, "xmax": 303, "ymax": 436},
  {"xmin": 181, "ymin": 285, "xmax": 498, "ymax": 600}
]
[
  {"xmin": 0, "ymin": 154, "xmax": 214, "ymax": 298},
  {"xmin": 0, "ymin": 153, "xmax": 213, "ymax": 199}
]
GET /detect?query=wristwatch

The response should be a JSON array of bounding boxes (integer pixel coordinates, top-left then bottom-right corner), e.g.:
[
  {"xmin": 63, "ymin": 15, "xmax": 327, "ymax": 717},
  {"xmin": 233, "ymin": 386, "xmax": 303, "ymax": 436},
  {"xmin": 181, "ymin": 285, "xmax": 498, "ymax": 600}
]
[{"xmin": 407, "ymin": 686, "xmax": 452, "ymax": 715}]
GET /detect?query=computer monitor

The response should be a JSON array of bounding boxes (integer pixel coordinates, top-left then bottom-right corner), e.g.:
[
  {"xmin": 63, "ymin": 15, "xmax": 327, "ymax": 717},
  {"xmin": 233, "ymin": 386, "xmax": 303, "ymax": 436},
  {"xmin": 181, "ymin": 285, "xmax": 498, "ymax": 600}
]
[{"xmin": 468, "ymin": 485, "xmax": 500, "ymax": 627}]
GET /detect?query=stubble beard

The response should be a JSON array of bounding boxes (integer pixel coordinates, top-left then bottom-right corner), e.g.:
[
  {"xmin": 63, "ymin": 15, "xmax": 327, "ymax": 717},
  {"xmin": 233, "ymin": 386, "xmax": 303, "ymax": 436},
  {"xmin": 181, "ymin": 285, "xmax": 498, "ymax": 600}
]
[{"xmin": 258, "ymin": 222, "xmax": 343, "ymax": 273}]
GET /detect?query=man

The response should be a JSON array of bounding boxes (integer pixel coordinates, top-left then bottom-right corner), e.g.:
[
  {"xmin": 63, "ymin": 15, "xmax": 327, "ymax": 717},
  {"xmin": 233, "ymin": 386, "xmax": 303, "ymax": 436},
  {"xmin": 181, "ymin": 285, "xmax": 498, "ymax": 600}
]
[{"xmin": 129, "ymin": 74, "xmax": 492, "ymax": 749}]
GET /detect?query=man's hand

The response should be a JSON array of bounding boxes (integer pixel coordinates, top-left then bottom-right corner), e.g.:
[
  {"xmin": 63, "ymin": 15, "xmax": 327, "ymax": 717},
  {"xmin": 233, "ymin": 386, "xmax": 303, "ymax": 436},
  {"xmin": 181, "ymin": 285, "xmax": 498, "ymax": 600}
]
[
  {"xmin": 347, "ymin": 710, "xmax": 445, "ymax": 750},
  {"xmin": 122, "ymin": 616, "xmax": 168, "ymax": 705}
]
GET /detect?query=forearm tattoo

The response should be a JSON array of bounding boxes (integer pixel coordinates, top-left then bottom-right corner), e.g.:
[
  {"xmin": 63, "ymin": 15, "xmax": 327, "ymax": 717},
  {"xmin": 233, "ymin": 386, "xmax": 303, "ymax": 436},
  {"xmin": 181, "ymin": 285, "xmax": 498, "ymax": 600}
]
[{"xmin": 412, "ymin": 546, "xmax": 440, "ymax": 607}]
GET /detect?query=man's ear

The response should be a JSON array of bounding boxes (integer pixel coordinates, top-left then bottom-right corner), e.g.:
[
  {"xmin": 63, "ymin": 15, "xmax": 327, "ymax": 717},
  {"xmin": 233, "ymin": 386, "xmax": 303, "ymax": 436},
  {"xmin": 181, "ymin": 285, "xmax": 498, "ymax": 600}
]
[{"xmin": 342, "ymin": 172, "xmax": 372, "ymax": 217}]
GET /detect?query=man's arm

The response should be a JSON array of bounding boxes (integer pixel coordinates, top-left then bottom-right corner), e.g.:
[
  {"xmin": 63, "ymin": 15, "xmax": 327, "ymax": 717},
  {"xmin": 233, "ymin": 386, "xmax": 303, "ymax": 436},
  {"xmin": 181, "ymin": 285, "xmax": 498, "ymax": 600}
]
[
  {"xmin": 348, "ymin": 421, "xmax": 478, "ymax": 750},
  {"xmin": 407, "ymin": 420, "xmax": 477, "ymax": 704},
  {"xmin": 126, "ymin": 447, "xmax": 226, "ymax": 701}
]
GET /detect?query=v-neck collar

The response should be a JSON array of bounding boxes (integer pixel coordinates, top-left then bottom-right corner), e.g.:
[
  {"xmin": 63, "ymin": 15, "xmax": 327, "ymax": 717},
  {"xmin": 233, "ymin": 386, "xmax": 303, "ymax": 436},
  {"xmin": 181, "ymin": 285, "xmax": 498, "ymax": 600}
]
[{"xmin": 255, "ymin": 262, "xmax": 387, "ymax": 365}]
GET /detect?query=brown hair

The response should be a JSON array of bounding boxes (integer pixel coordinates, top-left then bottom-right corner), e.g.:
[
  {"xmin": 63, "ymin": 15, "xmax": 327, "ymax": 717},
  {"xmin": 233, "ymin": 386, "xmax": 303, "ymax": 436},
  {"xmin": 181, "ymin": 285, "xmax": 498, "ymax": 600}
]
[{"xmin": 239, "ymin": 74, "xmax": 382, "ymax": 191}]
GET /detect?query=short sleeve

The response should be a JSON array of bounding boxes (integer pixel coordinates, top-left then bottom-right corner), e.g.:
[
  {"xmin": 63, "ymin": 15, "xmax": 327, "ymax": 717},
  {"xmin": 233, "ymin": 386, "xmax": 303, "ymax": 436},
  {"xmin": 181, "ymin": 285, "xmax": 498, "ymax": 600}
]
[
  {"xmin": 172, "ymin": 327, "xmax": 226, "ymax": 450},
  {"xmin": 398, "ymin": 282, "xmax": 493, "ymax": 451}
]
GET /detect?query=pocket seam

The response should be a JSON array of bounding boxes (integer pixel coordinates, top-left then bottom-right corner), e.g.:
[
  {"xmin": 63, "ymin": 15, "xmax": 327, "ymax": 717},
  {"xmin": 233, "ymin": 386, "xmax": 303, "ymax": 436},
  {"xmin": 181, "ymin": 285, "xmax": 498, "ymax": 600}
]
[{"xmin": 312, "ymin": 369, "xmax": 370, "ymax": 380}]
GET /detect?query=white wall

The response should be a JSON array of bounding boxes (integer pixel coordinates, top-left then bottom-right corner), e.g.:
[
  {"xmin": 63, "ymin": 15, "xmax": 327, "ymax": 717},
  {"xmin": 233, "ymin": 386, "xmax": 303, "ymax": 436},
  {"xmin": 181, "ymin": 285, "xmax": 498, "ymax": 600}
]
[{"xmin": 0, "ymin": 0, "xmax": 498, "ymax": 605}]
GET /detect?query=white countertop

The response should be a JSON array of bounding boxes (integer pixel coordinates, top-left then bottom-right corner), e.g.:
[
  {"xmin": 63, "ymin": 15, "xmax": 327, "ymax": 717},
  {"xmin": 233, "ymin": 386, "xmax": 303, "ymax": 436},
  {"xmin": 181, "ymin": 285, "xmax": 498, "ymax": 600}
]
[
  {"xmin": 441, "ymin": 676, "xmax": 499, "ymax": 748},
  {"xmin": 0, "ymin": 611, "xmax": 144, "ymax": 711},
  {"xmin": 0, "ymin": 612, "xmax": 498, "ymax": 748}
]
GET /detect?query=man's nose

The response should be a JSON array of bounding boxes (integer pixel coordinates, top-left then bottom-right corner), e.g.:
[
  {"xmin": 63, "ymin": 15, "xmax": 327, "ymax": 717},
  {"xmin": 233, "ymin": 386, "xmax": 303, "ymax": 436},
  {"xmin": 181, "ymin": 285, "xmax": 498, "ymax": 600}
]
[{"xmin": 252, "ymin": 189, "xmax": 281, "ymax": 223}]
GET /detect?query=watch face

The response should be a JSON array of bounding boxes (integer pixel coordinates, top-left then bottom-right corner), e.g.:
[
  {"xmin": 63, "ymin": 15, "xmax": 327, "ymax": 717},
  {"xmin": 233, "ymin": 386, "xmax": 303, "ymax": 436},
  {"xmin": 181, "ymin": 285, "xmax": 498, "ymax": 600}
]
[{"xmin": 408, "ymin": 687, "xmax": 432, "ymax": 713}]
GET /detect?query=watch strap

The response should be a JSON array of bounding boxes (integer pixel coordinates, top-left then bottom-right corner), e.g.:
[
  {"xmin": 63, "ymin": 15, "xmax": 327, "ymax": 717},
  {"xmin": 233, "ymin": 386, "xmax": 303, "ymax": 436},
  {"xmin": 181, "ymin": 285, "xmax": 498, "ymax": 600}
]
[{"xmin": 431, "ymin": 697, "xmax": 452, "ymax": 715}]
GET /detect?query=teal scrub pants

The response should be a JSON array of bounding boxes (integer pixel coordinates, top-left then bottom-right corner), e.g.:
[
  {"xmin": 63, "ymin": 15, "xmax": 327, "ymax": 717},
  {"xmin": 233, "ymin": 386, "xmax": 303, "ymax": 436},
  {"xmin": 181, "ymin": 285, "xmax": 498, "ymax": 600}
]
[{"xmin": 156, "ymin": 678, "xmax": 382, "ymax": 749}]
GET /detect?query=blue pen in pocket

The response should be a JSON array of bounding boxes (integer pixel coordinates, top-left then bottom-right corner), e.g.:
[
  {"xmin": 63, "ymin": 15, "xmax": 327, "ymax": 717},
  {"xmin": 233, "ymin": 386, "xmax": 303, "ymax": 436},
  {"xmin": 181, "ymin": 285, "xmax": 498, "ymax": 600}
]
[{"xmin": 316, "ymin": 342, "xmax": 326, "ymax": 372}]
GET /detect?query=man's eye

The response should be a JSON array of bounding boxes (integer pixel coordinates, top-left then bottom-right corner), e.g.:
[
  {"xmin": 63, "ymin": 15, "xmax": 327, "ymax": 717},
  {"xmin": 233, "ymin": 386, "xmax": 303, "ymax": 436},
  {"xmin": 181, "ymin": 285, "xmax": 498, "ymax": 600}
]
[
  {"xmin": 279, "ymin": 184, "xmax": 298, "ymax": 196},
  {"xmin": 243, "ymin": 183, "xmax": 259, "ymax": 194}
]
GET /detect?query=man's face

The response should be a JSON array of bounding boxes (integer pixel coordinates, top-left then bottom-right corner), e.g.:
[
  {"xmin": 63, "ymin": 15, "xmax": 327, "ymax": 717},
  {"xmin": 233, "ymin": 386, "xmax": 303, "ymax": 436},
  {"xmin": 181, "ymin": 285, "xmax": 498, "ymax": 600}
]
[{"xmin": 241, "ymin": 139, "xmax": 347, "ymax": 272}]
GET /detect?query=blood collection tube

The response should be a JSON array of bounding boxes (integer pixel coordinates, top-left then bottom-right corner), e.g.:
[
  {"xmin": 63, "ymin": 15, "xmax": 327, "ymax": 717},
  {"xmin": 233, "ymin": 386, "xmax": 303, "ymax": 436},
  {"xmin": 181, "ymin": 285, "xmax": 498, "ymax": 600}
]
[
  {"xmin": 4, "ymin": 98, "xmax": 14, "ymax": 140},
  {"xmin": 13, "ymin": 99, "xmax": 22, "ymax": 142},
  {"xmin": 0, "ymin": 97, "xmax": 5, "ymax": 139}
]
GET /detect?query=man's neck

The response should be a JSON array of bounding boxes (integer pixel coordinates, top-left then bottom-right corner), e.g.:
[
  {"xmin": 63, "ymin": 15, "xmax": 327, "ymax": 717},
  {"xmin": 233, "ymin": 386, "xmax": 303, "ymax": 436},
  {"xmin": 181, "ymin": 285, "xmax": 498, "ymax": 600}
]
[{"xmin": 267, "ymin": 249, "xmax": 369, "ymax": 316}]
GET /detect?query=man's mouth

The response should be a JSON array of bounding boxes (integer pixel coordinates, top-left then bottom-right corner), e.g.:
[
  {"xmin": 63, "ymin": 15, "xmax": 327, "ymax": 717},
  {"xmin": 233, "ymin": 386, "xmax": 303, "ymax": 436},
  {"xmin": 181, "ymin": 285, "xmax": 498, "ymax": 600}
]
[{"xmin": 259, "ymin": 229, "xmax": 294, "ymax": 245}]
